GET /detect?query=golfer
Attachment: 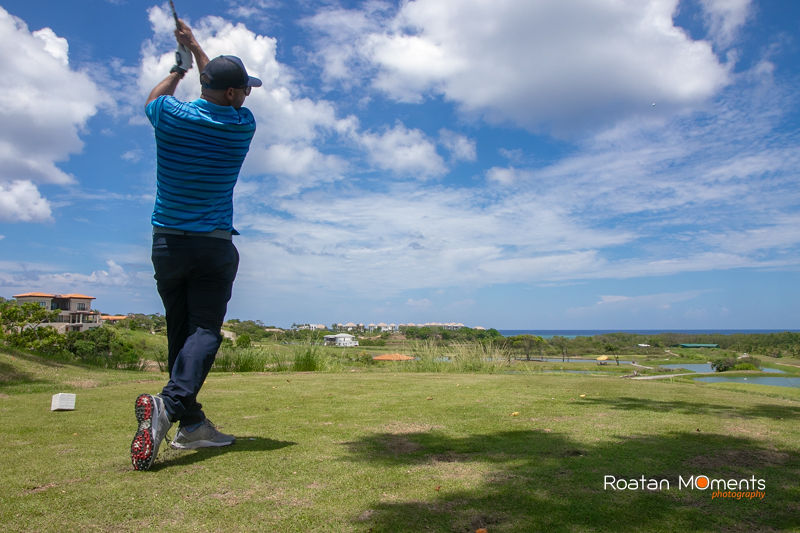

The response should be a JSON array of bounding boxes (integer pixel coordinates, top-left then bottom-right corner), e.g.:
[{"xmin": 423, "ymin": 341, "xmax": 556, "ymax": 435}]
[{"xmin": 130, "ymin": 19, "xmax": 261, "ymax": 471}]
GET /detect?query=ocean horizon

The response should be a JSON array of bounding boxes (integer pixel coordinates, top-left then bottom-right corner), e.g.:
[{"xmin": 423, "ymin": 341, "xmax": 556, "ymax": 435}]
[{"xmin": 497, "ymin": 329, "xmax": 799, "ymax": 339}]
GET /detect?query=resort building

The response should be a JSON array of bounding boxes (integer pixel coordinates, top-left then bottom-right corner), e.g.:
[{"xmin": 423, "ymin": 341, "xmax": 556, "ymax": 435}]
[
  {"xmin": 323, "ymin": 333, "xmax": 359, "ymax": 347},
  {"xmin": 295, "ymin": 323, "xmax": 327, "ymax": 331},
  {"xmin": 12, "ymin": 292, "xmax": 102, "ymax": 333}
]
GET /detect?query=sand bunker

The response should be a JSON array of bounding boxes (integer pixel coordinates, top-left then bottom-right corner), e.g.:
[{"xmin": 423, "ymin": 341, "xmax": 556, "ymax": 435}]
[{"xmin": 372, "ymin": 353, "xmax": 415, "ymax": 361}]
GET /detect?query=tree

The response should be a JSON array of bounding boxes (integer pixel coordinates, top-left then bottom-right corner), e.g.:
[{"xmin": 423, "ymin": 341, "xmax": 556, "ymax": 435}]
[
  {"xmin": 0, "ymin": 301, "xmax": 60, "ymax": 343},
  {"xmin": 510, "ymin": 334, "xmax": 545, "ymax": 361},
  {"xmin": 604, "ymin": 343, "xmax": 620, "ymax": 365},
  {"xmin": 551, "ymin": 336, "xmax": 570, "ymax": 362}
]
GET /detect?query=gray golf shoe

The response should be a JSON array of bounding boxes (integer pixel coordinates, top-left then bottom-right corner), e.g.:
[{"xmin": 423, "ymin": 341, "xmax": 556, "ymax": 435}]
[{"xmin": 170, "ymin": 419, "xmax": 235, "ymax": 449}]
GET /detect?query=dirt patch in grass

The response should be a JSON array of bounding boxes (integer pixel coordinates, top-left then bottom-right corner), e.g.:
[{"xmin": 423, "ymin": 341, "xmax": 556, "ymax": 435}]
[
  {"xmin": 22, "ymin": 482, "xmax": 58, "ymax": 495},
  {"xmin": 208, "ymin": 488, "xmax": 258, "ymax": 506},
  {"xmin": 65, "ymin": 379, "xmax": 99, "ymax": 388},
  {"xmin": 22, "ymin": 478, "xmax": 82, "ymax": 495},
  {"xmin": 382, "ymin": 421, "xmax": 443, "ymax": 434},
  {"xmin": 724, "ymin": 423, "xmax": 769, "ymax": 438},
  {"xmin": 685, "ymin": 448, "xmax": 791, "ymax": 469},
  {"xmin": 382, "ymin": 434, "xmax": 423, "ymax": 455},
  {"xmin": 428, "ymin": 451, "xmax": 471, "ymax": 463},
  {"xmin": 464, "ymin": 512, "xmax": 506, "ymax": 533},
  {"xmin": 355, "ymin": 509, "xmax": 375, "ymax": 522}
]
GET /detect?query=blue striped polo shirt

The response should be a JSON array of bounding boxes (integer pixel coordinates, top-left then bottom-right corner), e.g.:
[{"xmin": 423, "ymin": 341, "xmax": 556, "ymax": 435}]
[{"xmin": 146, "ymin": 96, "xmax": 256, "ymax": 234}]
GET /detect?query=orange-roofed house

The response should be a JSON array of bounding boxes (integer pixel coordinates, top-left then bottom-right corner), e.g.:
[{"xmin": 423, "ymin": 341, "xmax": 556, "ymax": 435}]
[
  {"xmin": 12, "ymin": 292, "xmax": 102, "ymax": 333},
  {"xmin": 101, "ymin": 315, "xmax": 129, "ymax": 323}
]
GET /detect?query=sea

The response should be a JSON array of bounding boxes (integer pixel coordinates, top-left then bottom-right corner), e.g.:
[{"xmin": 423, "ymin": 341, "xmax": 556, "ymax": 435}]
[{"xmin": 497, "ymin": 329, "xmax": 799, "ymax": 339}]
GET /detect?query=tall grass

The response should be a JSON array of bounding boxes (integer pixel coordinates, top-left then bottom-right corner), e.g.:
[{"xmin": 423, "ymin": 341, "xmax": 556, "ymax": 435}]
[
  {"xmin": 402, "ymin": 340, "xmax": 512, "ymax": 373},
  {"xmin": 212, "ymin": 346, "xmax": 295, "ymax": 372},
  {"xmin": 210, "ymin": 341, "xmax": 517, "ymax": 374},
  {"xmin": 292, "ymin": 345, "xmax": 320, "ymax": 371},
  {"xmin": 213, "ymin": 345, "xmax": 341, "ymax": 373},
  {"xmin": 213, "ymin": 346, "xmax": 265, "ymax": 372},
  {"xmin": 215, "ymin": 339, "xmax": 510, "ymax": 373}
]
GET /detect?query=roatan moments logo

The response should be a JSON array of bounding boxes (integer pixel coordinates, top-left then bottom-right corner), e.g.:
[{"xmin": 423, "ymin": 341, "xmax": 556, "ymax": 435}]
[{"xmin": 604, "ymin": 474, "xmax": 766, "ymax": 500}]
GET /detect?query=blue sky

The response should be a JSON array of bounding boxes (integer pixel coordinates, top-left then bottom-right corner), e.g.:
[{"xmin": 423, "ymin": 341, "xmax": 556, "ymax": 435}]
[{"xmin": 0, "ymin": 0, "xmax": 798, "ymax": 329}]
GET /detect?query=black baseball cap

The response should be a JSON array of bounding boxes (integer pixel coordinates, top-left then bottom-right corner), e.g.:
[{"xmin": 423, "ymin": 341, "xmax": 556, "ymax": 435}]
[{"xmin": 201, "ymin": 55, "xmax": 262, "ymax": 90}]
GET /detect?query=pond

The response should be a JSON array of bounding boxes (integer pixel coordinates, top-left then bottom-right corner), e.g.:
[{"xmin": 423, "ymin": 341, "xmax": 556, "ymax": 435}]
[
  {"xmin": 662, "ymin": 363, "xmax": 715, "ymax": 373},
  {"xmin": 663, "ymin": 363, "xmax": 786, "ymax": 374},
  {"xmin": 525, "ymin": 357, "xmax": 633, "ymax": 365},
  {"xmin": 695, "ymin": 376, "xmax": 800, "ymax": 388}
]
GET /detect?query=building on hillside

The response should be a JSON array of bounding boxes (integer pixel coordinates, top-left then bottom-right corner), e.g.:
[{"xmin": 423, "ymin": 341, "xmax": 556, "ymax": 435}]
[
  {"xmin": 324, "ymin": 333, "xmax": 359, "ymax": 347},
  {"xmin": 332, "ymin": 323, "xmax": 364, "ymax": 333},
  {"xmin": 13, "ymin": 292, "xmax": 102, "ymax": 333},
  {"xmin": 101, "ymin": 315, "xmax": 128, "ymax": 323},
  {"xmin": 295, "ymin": 323, "xmax": 327, "ymax": 331}
]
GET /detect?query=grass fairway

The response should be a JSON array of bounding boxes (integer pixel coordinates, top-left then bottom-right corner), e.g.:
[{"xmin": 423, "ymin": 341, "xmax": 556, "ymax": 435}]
[{"xmin": 1, "ymin": 351, "xmax": 799, "ymax": 532}]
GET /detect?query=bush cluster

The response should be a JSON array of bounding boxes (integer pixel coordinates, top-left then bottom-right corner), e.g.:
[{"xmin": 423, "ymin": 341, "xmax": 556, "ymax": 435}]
[
  {"xmin": 712, "ymin": 356, "xmax": 761, "ymax": 372},
  {"xmin": 1, "ymin": 300, "xmax": 141, "ymax": 369}
]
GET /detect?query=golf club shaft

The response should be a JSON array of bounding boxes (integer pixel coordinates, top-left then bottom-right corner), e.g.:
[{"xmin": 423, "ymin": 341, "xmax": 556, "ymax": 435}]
[{"xmin": 169, "ymin": 0, "xmax": 180, "ymax": 28}]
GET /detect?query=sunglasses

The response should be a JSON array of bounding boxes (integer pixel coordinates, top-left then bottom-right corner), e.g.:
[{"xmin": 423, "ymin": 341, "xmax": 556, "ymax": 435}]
[{"xmin": 239, "ymin": 86, "xmax": 252, "ymax": 96}]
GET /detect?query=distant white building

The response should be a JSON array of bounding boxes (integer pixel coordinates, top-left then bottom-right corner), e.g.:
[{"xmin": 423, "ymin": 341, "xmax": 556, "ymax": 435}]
[
  {"xmin": 296, "ymin": 323, "xmax": 327, "ymax": 331},
  {"xmin": 324, "ymin": 333, "xmax": 359, "ymax": 347},
  {"xmin": 13, "ymin": 292, "xmax": 102, "ymax": 333}
]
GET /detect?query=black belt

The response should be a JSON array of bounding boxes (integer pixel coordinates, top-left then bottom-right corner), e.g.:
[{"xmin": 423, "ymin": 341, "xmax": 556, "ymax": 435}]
[{"xmin": 153, "ymin": 227, "xmax": 233, "ymax": 240}]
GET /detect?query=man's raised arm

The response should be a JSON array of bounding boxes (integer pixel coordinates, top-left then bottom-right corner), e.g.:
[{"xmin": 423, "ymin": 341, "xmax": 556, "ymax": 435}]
[{"xmin": 145, "ymin": 19, "xmax": 209, "ymax": 107}]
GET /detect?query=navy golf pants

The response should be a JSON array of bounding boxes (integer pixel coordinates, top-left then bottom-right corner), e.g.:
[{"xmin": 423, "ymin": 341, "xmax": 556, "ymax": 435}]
[{"xmin": 152, "ymin": 234, "xmax": 239, "ymax": 426}]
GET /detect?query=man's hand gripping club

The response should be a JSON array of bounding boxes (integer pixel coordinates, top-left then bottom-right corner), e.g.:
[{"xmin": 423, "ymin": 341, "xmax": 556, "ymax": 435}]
[
  {"xmin": 169, "ymin": 0, "xmax": 192, "ymax": 74},
  {"xmin": 171, "ymin": 21, "xmax": 193, "ymax": 74}
]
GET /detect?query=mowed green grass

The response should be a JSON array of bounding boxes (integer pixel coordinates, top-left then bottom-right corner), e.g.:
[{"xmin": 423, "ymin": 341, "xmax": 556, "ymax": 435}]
[{"xmin": 1, "ymin": 351, "xmax": 799, "ymax": 532}]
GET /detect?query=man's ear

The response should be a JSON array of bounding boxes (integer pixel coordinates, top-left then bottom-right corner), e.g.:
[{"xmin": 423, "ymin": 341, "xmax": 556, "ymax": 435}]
[{"xmin": 224, "ymin": 87, "xmax": 237, "ymax": 104}]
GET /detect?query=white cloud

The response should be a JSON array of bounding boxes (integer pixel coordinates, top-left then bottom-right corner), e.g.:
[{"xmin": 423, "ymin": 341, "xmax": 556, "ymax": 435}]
[
  {"xmin": 231, "ymin": 56, "xmax": 800, "ymax": 299},
  {"xmin": 567, "ymin": 290, "xmax": 708, "ymax": 317},
  {"xmin": 86, "ymin": 260, "xmax": 130, "ymax": 286},
  {"xmin": 699, "ymin": 215, "xmax": 800, "ymax": 255},
  {"xmin": 314, "ymin": 0, "xmax": 731, "ymax": 133},
  {"xmin": 0, "ymin": 7, "xmax": 109, "ymax": 218},
  {"xmin": 486, "ymin": 166, "xmax": 532, "ymax": 186},
  {"xmin": 357, "ymin": 123, "xmax": 446, "ymax": 177},
  {"xmin": 698, "ymin": 0, "xmax": 752, "ymax": 48},
  {"xmin": 32, "ymin": 27, "xmax": 68, "ymax": 65},
  {"xmin": 0, "ymin": 258, "xmax": 149, "ymax": 295},
  {"xmin": 243, "ymin": 143, "xmax": 348, "ymax": 195},
  {"xmin": 302, "ymin": 3, "xmax": 393, "ymax": 87},
  {"xmin": 439, "ymin": 129, "xmax": 476, "ymax": 162},
  {"xmin": 0, "ymin": 181, "xmax": 53, "ymax": 222},
  {"xmin": 236, "ymin": 183, "xmax": 636, "ymax": 295},
  {"xmin": 121, "ymin": 149, "xmax": 143, "ymax": 163}
]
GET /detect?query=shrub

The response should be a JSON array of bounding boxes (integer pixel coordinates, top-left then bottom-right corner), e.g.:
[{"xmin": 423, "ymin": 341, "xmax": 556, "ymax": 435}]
[
  {"xmin": 712, "ymin": 356, "xmax": 761, "ymax": 372},
  {"xmin": 358, "ymin": 338, "xmax": 386, "ymax": 347},
  {"xmin": 235, "ymin": 333, "xmax": 252, "ymax": 349},
  {"xmin": 64, "ymin": 327, "xmax": 143, "ymax": 369},
  {"xmin": 712, "ymin": 358, "xmax": 737, "ymax": 372}
]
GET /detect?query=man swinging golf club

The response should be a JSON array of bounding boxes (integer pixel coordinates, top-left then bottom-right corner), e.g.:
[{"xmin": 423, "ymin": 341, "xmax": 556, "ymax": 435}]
[{"xmin": 130, "ymin": 14, "xmax": 261, "ymax": 471}]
